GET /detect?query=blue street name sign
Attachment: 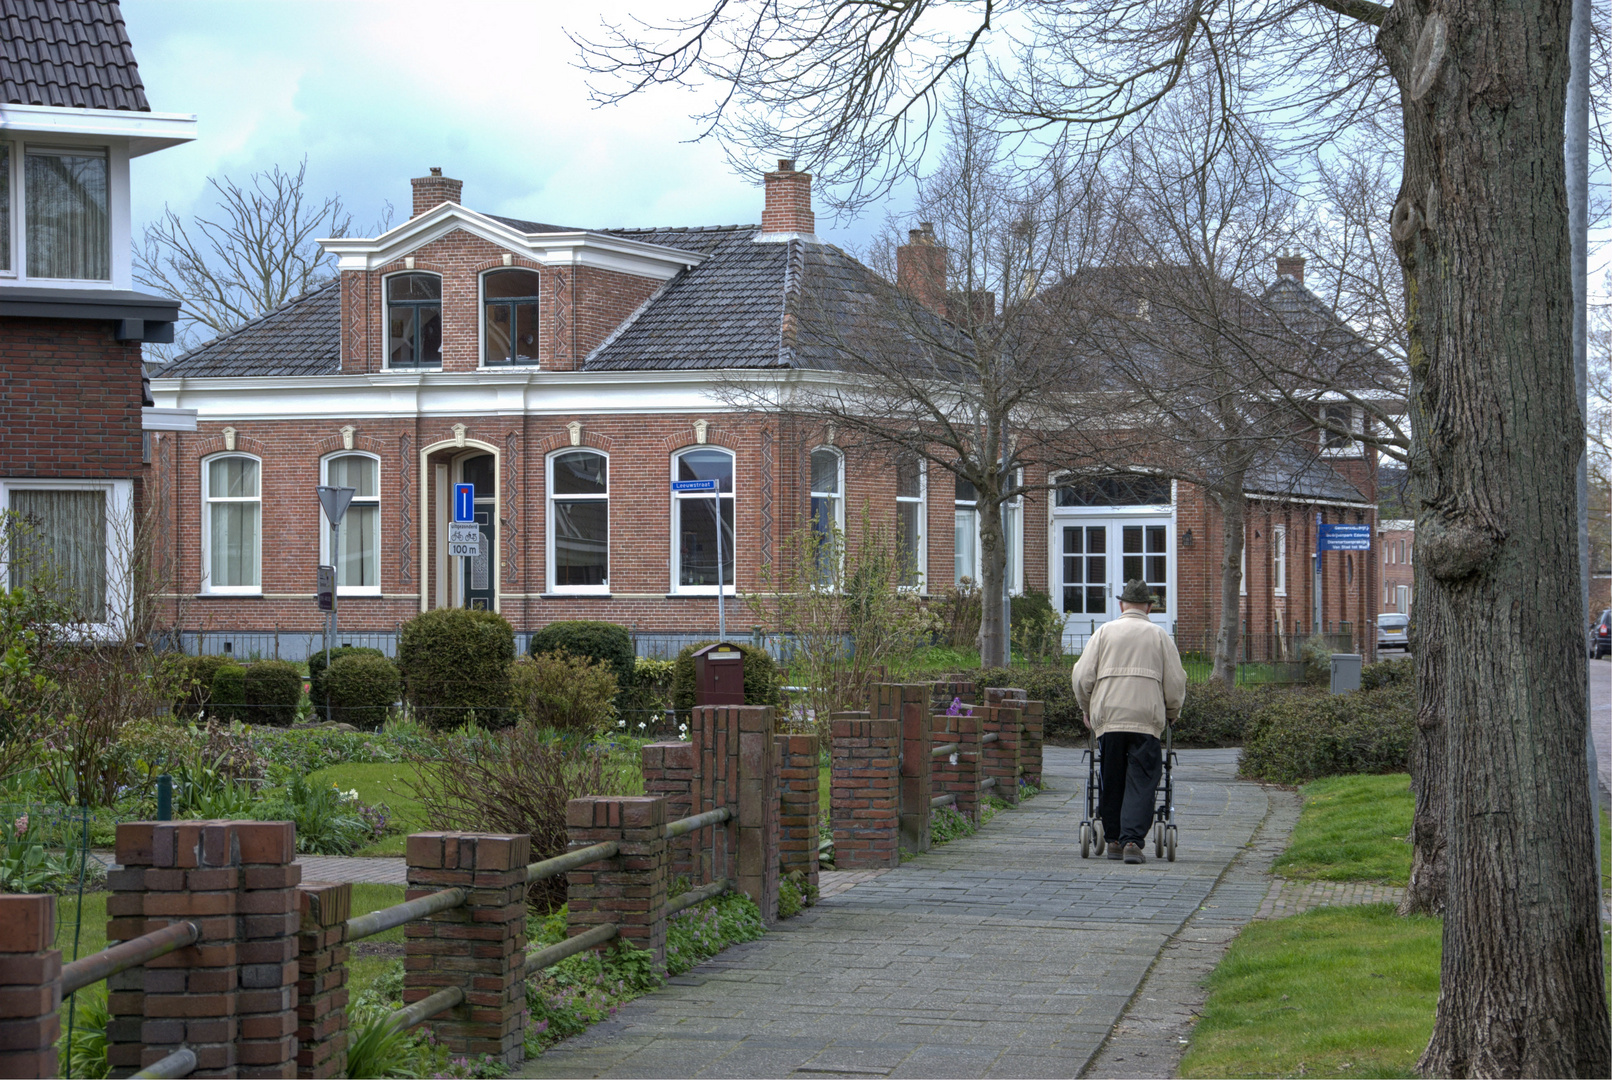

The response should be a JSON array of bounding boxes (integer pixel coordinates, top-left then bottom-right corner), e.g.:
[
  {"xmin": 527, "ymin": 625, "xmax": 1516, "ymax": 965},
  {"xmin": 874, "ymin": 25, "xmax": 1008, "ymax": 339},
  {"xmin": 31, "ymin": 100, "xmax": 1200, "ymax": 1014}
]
[
  {"xmin": 672, "ymin": 479, "xmax": 718, "ymax": 492},
  {"xmin": 454, "ymin": 483, "xmax": 475, "ymax": 523},
  {"xmin": 1317, "ymin": 523, "xmax": 1372, "ymax": 552}
]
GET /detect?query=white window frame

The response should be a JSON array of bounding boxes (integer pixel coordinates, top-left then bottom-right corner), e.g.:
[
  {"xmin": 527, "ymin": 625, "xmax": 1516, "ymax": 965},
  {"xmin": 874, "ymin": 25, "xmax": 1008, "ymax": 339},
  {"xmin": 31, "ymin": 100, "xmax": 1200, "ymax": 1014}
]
[
  {"xmin": 478, "ymin": 267, "xmax": 543, "ymax": 369},
  {"xmin": 1241, "ymin": 527, "xmax": 1247, "ymax": 596},
  {"xmin": 382, "ymin": 270, "xmax": 443, "ymax": 371},
  {"xmin": 547, "ymin": 448, "xmax": 610, "ymax": 595},
  {"xmin": 201, "ymin": 452, "xmax": 263, "ymax": 595},
  {"xmin": 954, "ymin": 468, "xmax": 1023, "ymax": 595},
  {"xmin": 896, "ymin": 455, "xmax": 927, "ymax": 591},
  {"xmin": 0, "ymin": 141, "xmax": 14, "ymax": 279},
  {"xmin": 1319, "ymin": 404, "xmax": 1364, "ymax": 458},
  {"xmin": 0, "ymin": 476, "xmax": 133, "ymax": 635},
  {"xmin": 320, "ymin": 452, "xmax": 382, "ymax": 596},
  {"xmin": 809, "ymin": 446, "xmax": 844, "ymax": 586},
  {"xmin": 671, "ymin": 447, "xmax": 736, "ymax": 596},
  {"xmin": 1273, "ymin": 524, "xmax": 1288, "ymax": 596},
  {"xmin": 0, "ymin": 139, "xmax": 126, "ymax": 286}
]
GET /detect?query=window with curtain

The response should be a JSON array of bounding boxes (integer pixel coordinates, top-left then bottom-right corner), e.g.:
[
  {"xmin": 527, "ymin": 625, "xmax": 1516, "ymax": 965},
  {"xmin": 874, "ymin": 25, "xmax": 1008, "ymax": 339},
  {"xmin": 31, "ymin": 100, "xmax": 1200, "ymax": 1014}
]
[
  {"xmin": 8, "ymin": 488, "xmax": 107, "ymax": 620},
  {"xmin": 809, "ymin": 448, "xmax": 842, "ymax": 585},
  {"xmin": 550, "ymin": 450, "xmax": 609, "ymax": 590},
  {"xmin": 25, "ymin": 147, "xmax": 109, "ymax": 280},
  {"xmin": 1273, "ymin": 525, "xmax": 1288, "ymax": 595},
  {"xmin": 674, "ymin": 448, "xmax": 734, "ymax": 590},
  {"xmin": 483, "ymin": 269, "xmax": 541, "ymax": 365},
  {"xmin": 325, "ymin": 455, "xmax": 379, "ymax": 590},
  {"xmin": 387, "ymin": 273, "xmax": 442, "ymax": 368},
  {"xmin": 205, "ymin": 456, "xmax": 260, "ymax": 591},
  {"xmin": 896, "ymin": 454, "xmax": 925, "ymax": 588},
  {"xmin": 0, "ymin": 144, "xmax": 11, "ymax": 272},
  {"xmin": 954, "ymin": 474, "xmax": 977, "ymax": 585}
]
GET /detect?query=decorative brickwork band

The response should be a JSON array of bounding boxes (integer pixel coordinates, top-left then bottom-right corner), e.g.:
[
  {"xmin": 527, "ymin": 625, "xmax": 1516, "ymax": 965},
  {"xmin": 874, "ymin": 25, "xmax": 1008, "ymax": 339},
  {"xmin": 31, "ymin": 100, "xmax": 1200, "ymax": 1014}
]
[
  {"xmin": 106, "ymin": 820, "xmax": 302, "ymax": 1079},
  {"xmin": 641, "ymin": 741, "xmax": 697, "ymax": 883},
  {"xmin": 0, "ymin": 894, "xmax": 62, "ymax": 1080},
  {"xmin": 294, "ymin": 882, "xmax": 351, "ymax": 1079},
  {"xmin": 980, "ymin": 705, "xmax": 1023, "ymax": 806},
  {"xmin": 830, "ymin": 713, "xmax": 901, "ymax": 869},
  {"xmin": 565, "ymin": 798, "xmax": 669, "ymax": 968},
  {"xmin": 872, "ymin": 684, "xmax": 932, "ymax": 854},
  {"xmin": 775, "ymin": 733, "xmax": 820, "ymax": 894},
  {"xmin": 403, "ymin": 833, "xmax": 531, "ymax": 1066},
  {"xmin": 933, "ymin": 714, "xmax": 982, "ymax": 823}
]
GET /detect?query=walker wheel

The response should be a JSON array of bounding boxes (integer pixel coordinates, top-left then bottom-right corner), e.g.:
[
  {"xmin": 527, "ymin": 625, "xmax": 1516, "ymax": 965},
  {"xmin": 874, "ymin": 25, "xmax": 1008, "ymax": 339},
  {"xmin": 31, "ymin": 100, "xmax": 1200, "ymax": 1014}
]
[
  {"xmin": 1154, "ymin": 823, "xmax": 1164, "ymax": 859},
  {"xmin": 1166, "ymin": 825, "xmax": 1178, "ymax": 863},
  {"xmin": 1093, "ymin": 820, "xmax": 1105, "ymax": 854},
  {"xmin": 1080, "ymin": 822, "xmax": 1092, "ymax": 859}
]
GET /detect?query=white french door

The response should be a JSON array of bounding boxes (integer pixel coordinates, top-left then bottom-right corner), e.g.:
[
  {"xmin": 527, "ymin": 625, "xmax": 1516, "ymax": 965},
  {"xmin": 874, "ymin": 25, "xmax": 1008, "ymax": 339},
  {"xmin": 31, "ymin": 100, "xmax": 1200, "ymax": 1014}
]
[{"xmin": 1056, "ymin": 517, "xmax": 1172, "ymax": 650}]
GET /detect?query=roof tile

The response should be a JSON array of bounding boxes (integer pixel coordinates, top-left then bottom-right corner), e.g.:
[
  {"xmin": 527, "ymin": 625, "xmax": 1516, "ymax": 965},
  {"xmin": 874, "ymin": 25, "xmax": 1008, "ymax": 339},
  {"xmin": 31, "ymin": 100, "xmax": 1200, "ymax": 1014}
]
[{"xmin": 0, "ymin": 1, "xmax": 149, "ymax": 111}]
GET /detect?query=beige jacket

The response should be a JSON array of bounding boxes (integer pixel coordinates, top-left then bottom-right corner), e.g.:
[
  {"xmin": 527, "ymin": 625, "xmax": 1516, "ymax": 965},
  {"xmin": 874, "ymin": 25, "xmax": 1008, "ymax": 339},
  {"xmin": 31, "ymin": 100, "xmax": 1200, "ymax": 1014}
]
[{"xmin": 1071, "ymin": 611, "xmax": 1188, "ymax": 738}]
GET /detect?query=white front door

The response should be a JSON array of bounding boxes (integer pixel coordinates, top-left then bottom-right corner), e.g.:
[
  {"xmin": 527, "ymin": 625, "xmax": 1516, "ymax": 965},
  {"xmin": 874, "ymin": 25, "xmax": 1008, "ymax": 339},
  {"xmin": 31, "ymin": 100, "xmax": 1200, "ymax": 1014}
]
[{"xmin": 1057, "ymin": 517, "xmax": 1172, "ymax": 652}]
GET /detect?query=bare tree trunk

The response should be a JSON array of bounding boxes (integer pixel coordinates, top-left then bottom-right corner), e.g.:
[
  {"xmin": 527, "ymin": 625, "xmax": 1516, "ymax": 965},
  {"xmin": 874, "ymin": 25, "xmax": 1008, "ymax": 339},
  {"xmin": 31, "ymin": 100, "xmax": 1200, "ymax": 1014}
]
[
  {"xmin": 1211, "ymin": 489, "xmax": 1246, "ymax": 688},
  {"xmin": 1401, "ymin": 511, "xmax": 1447, "ymax": 916},
  {"xmin": 1377, "ymin": 1, "xmax": 1609, "ymax": 1073},
  {"xmin": 978, "ymin": 499, "xmax": 1009, "ymax": 667}
]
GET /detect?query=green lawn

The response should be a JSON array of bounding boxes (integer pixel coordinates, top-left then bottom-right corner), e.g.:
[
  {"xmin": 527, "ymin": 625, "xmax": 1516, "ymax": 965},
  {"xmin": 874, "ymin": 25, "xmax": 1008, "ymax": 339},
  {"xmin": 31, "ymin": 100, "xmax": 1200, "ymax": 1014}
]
[
  {"xmin": 306, "ymin": 762, "xmax": 429, "ymax": 856},
  {"xmin": 1273, "ymin": 773, "xmax": 1414, "ymax": 885},
  {"xmin": 1179, "ymin": 904, "xmax": 1440, "ymax": 1079}
]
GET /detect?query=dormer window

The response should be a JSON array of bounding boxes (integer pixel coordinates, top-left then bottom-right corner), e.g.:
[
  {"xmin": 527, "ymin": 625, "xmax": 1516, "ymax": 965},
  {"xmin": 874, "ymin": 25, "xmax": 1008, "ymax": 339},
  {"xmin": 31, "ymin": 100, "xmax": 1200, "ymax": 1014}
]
[
  {"xmin": 482, "ymin": 269, "xmax": 540, "ymax": 365},
  {"xmin": 387, "ymin": 272, "xmax": 442, "ymax": 368},
  {"xmin": 0, "ymin": 145, "xmax": 10, "ymax": 272},
  {"xmin": 0, "ymin": 144, "xmax": 111, "ymax": 281}
]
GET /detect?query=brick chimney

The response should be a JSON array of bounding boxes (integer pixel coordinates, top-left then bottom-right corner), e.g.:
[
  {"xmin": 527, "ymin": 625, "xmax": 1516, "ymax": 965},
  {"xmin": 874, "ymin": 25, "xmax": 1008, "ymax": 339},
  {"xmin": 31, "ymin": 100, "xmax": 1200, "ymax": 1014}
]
[
  {"xmin": 760, "ymin": 159, "xmax": 815, "ymax": 235},
  {"xmin": 1275, "ymin": 254, "xmax": 1306, "ymax": 285},
  {"xmin": 897, "ymin": 223, "xmax": 946, "ymax": 315},
  {"xmin": 411, "ymin": 167, "xmax": 463, "ymax": 218}
]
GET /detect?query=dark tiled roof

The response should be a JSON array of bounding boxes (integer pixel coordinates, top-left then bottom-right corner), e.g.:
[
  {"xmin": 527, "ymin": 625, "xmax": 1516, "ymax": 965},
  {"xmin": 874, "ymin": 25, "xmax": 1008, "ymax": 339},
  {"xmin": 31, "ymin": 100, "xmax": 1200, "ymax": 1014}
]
[
  {"xmin": 1245, "ymin": 450, "xmax": 1369, "ymax": 504},
  {"xmin": 153, "ymin": 281, "xmax": 340, "ymax": 378},
  {"xmin": 0, "ymin": 1, "xmax": 149, "ymax": 111},
  {"xmin": 1261, "ymin": 276, "xmax": 1389, "ymax": 375},
  {"xmin": 486, "ymin": 214, "xmax": 583, "ymax": 234}
]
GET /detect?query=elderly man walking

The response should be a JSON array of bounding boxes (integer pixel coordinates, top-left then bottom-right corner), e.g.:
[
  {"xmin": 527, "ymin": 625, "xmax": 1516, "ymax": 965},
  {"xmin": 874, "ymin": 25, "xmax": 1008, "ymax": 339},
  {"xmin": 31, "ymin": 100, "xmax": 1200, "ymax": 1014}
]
[{"xmin": 1072, "ymin": 579, "xmax": 1187, "ymax": 864}]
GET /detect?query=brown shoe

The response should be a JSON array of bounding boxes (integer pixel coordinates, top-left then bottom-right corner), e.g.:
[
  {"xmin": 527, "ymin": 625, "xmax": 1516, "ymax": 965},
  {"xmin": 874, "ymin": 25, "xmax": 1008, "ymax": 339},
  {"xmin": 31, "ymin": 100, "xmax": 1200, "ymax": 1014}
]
[
  {"xmin": 1123, "ymin": 843, "xmax": 1146, "ymax": 865},
  {"xmin": 1105, "ymin": 840, "xmax": 1124, "ymax": 860}
]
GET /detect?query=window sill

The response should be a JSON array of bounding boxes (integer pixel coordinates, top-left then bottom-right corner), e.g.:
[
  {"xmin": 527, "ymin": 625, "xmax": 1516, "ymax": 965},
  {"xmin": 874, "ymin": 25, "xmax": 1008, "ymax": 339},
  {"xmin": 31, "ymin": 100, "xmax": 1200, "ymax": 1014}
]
[
  {"xmin": 664, "ymin": 591, "xmax": 738, "ymax": 599},
  {"xmin": 541, "ymin": 592, "xmax": 612, "ymax": 599},
  {"xmin": 195, "ymin": 592, "xmax": 263, "ymax": 599}
]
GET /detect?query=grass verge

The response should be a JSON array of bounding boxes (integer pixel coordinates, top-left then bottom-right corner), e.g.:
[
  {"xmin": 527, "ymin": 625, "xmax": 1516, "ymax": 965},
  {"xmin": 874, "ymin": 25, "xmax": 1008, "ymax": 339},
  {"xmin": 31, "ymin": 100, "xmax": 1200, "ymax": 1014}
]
[
  {"xmin": 1178, "ymin": 904, "xmax": 1440, "ymax": 1079},
  {"xmin": 1273, "ymin": 773, "xmax": 1413, "ymax": 885},
  {"xmin": 306, "ymin": 762, "xmax": 428, "ymax": 856}
]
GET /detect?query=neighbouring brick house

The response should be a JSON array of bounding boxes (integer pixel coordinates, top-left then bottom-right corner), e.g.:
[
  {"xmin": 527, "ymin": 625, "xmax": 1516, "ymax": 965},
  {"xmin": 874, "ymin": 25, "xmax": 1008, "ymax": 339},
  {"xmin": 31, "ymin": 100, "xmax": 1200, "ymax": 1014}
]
[
  {"xmin": 148, "ymin": 164, "xmax": 1378, "ymax": 656},
  {"xmin": 0, "ymin": 0, "xmax": 195, "ymax": 634},
  {"xmin": 1380, "ymin": 519, "xmax": 1414, "ymax": 615}
]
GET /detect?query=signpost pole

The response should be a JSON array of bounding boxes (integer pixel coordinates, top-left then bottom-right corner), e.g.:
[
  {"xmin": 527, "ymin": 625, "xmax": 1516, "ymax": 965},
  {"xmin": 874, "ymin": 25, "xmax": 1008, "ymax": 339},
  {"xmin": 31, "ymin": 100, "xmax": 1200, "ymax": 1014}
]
[
  {"xmin": 715, "ymin": 490, "xmax": 725, "ymax": 641},
  {"xmin": 327, "ymin": 518, "xmax": 337, "ymax": 724},
  {"xmin": 1314, "ymin": 513, "xmax": 1323, "ymax": 634},
  {"xmin": 316, "ymin": 485, "xmax": 357, "ymax": 726}
]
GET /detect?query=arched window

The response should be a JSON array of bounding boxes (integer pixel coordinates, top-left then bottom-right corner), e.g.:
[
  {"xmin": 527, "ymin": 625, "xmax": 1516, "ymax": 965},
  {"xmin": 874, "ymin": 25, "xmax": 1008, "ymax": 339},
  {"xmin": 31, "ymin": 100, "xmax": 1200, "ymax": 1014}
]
[
  {"xmin": 809, "ymin": 447, "xmax": 843, "ymax": 584},
  {"xmin": 322, "ymin": 453, "xmax": 380, "ymax": 592},
  {"xmin": 386, "ymin": 272, "xmax": 442, "ymax": 368},
  {"xmin": 673, "ymin": 448, "xmax": 734, "ymax": 592},
  {"xmin": 203, "ymin": 454, "xmax": 261, "ymax": 592},
  {"xmin": 954, "ymin": 474, "xmax": 977, "ymax": 586},
  {"xmin": 548, "ymin": 450, "xmax": 609, "ymax": 592},
  {"xmin": 482, "ymin": 269, "xmax": 541, "ymax": 365}
]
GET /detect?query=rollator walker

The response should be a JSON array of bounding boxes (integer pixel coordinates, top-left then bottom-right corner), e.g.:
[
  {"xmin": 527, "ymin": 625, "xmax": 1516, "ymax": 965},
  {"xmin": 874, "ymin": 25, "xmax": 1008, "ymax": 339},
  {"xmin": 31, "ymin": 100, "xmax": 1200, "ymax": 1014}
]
[{"xmin": 1078, "ymin": 720, "xmax": 1178, "ymax": 861}]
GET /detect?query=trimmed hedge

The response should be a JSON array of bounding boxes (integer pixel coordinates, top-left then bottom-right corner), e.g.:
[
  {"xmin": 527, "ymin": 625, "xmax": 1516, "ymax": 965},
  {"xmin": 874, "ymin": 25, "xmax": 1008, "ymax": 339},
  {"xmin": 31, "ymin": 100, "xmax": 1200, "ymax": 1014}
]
[
  {"xmin": 175, "ymin": 654, "xmax": 234, "ymax": 717},
  {"xmin": 976, "ymin": 666, "xmax": 1082, "ymax": 740},
  {"xmin": 244, "ymin": 659, "xmax": 304, "ymax": 727},
  {"xmin": 397, "ymin": 608, "xmax": 515, "ymax": 728},
  {"xmin": 512, "ymin": 652, "xmax": 618, "ymax": 734},
  {"xmin": 324, "ymin": 653, "xmax": 401, "ymax": 730},
  {"xmin": 528, "ymin": 621, "xmax": 635, "ymax": 692},
  {"xmin": 1361, "ymin": 657, "xmax": 1413, "ymax": 691},
  {"xmin": 209, "ymin": 662, "xmax": 248, "ymax": 722},
  {"xmin": 309, "ymin": 645, "xmax": 386, "ymax": 710},
  {"xmin": 671, "ymin": 642, "xmax": 781, "ymax": 715},
  {"xmin": 1238, "ymin": 681, "xmax": 1415, "ymax": 785}
]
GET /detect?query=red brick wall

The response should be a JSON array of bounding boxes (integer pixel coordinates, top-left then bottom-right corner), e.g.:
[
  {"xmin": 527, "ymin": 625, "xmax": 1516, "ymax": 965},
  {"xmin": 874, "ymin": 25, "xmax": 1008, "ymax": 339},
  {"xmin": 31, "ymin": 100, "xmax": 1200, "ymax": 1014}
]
[
  {"xmin": 0, "ymin": 316, "xmax": 143, "ymax": 479},
  {"xmin": 1380, "ymin": 526, "xmax": 1414, "ymax": 613}
]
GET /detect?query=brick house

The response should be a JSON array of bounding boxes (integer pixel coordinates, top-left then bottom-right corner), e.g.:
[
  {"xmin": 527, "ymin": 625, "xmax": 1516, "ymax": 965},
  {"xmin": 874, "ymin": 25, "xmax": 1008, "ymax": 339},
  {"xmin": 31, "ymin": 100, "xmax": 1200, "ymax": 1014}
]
[
  {"xmin": 0, "ymin": 0, "xmax": 195, "ymax": 634},
  {"xmin": 1379, "ymin": 519, "xmax": 1414, "ymax": 615},
  {"xmin": 148, "ymin": 165, "xmax": 1378, "ymax": 657}
]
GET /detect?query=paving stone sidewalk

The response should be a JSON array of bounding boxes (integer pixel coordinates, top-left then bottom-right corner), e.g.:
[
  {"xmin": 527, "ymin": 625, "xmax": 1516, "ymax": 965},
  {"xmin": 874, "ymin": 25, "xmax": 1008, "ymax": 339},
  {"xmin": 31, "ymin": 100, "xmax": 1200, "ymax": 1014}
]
[{"xmin": 519, "ymin": 747, "xmax": 1271, "ymax": 1080}]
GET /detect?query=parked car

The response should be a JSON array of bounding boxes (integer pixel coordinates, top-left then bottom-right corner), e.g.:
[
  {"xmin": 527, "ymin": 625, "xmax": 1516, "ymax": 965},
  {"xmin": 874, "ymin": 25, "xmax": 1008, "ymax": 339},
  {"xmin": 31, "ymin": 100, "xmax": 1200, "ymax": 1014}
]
[
  {"xmin": 1377, "ymin": 613, "xmax": 1411, "ymax": 652},
  {"xmin": 1591, "ymin": 609, "xmax": 1610, "ymax": 659}
]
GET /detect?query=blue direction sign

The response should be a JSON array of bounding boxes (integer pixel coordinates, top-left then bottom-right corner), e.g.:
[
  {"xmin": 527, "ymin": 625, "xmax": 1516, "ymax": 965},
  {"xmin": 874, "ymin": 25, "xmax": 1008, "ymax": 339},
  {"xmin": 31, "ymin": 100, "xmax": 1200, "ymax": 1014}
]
[
  {"xmin": 1318, "ymin": 523, "xmax": 1372, "ymax": 552},
  {"xmin": 672, "ymin": 479, "xmax": 718, "ymax": 493},
  {"xmin": 454, "ymin": 483, "xmax": 475, "ymax": 523}
]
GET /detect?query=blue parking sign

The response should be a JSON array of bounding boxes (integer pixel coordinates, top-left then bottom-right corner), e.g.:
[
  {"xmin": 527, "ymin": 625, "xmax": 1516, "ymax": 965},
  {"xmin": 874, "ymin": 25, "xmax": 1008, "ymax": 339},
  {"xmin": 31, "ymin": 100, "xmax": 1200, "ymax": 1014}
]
[{"xmin": 454, "ymin": 483, "xmax": 475, "ymax": 523}]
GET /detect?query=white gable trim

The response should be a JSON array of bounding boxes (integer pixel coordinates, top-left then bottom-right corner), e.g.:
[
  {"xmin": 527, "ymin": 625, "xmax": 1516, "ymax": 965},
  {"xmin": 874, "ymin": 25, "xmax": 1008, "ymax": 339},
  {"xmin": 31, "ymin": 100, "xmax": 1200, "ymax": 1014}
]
[{"xmin": 319, "ymin": 204, "xmax": 705, "ymax": 280}]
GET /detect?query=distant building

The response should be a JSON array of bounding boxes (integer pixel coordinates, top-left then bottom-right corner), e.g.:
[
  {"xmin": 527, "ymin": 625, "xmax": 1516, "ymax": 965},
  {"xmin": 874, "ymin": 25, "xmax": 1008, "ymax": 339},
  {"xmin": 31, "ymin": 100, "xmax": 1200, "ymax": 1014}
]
[{"xmin": 1379, "ymin": 519, "xmax": 1413, "ymax": 615}]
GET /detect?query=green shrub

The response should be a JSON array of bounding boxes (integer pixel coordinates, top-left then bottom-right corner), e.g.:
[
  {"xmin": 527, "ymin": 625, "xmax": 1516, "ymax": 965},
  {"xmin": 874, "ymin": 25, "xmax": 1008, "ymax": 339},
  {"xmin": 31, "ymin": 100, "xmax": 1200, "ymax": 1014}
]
[
  {"xmin": 528, "ymin": 621, "xmax": 635, "ymax": 691},
  {"xmin": 1239, "ymin": 682, "xmax": 1415, "ymax": 785},
  {"xmin": 511, "ymin": 652, "xmax": 618, "ymax": 734},
  {"xmin": 670, "ymin": 641, "xmax": 781, "ymax": 716},
  {"xmin": 174, "ymin": 654, "xmax": 233, "ymax": 717},
  {"xmin": 243, "ymin": 660, "xmax": 303, "ymax": 727},
  {"xmin": 1010, "ymin": 588, "xmax": 1065, "ymax": 663},
  {"xmin": 324, "ymin": 653, "xmax": 401, "ymax": 730},
  {"xmin": 308, "ymin": 645, "xmax": 386, "ymax": 711},
  {"xmin": 253, "ymin": 774, "xmax": 370, "ymax": 855},
  {"xmin": 1173, "ymin": 681, "xmax": 1274, "ymax": 747},
  {"xmin": 976, "ymin": 666, "xmax": 1083, "ymax": 740},
  {"xmin": 209, "ymin": 663, "xmax": 248, "ymax": 722},
  {"xmin": 1361, "ymin": 657, "xmax": 1413, "ymax": 691},
  {"xmin": 1301, "ymin": 634, "xmax": 1334, "ymax": 685},
  {"xmin": 396, "ymin": 608, "xmax": 515, "ymax": 729},
  {"xmin": 619, "ymin": 657, "xmax": 675, "ymax": 726}
]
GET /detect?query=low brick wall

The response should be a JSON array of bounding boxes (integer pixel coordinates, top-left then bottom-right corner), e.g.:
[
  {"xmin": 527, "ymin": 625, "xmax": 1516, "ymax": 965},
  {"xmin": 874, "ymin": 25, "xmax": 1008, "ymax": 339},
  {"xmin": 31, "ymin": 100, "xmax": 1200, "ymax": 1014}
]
[
  {"xmin": 776, "ymin": 732, "xmax": 821, "ymax": 892},
  {"xmin": 294, "ymin": 882, "xmax": 350, "ymax": 1079},
  {"xmin": 0, "ymin": 894, "xmax": 61, "ymax": 1079},
  {"xmin": 830, "ymin": 713, "xmax": 901, "ymax": 869}
]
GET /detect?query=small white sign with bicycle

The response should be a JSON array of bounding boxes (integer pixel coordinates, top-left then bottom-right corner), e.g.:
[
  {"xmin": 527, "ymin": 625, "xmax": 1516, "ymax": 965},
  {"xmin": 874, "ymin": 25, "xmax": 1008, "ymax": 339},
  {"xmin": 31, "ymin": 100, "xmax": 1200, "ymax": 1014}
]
[{"xmin": 448, "ymin": 523, "xmax": 483, "ymax": 557}]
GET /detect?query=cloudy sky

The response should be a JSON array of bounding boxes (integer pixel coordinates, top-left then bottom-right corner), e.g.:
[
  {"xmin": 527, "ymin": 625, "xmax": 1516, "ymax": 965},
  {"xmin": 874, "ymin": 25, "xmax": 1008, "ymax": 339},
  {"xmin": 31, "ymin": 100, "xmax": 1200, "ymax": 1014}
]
[{"xmin": 122, "ymin": 0, "xmax": 891, "ymax": 254}]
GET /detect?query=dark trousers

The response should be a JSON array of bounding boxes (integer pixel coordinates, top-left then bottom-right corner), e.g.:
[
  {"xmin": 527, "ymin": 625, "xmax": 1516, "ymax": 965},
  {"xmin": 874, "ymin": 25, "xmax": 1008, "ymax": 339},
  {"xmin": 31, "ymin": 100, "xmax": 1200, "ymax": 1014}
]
[{"xmin": 1098, "ymin": 731, "xmax": 1163, "ymax": 849}]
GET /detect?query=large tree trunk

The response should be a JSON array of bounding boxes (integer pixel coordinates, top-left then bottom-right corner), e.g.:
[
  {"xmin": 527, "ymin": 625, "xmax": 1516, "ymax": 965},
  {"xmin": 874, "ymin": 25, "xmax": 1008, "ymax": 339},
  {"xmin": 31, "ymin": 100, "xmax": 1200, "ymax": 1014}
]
[
  {"xmin": 1399, "ymin": 582, "xmax": 1447, "ymax": 915},
  {"xmin": 978, "ymin": 496, "xmax": 1009, "ymax": 667},
  {"xmin": 1378, "ymin": 0, "xmax": 1609, "ymax": 1074},
  {"xmin": 1211, "ymin": 488, "xmax": 1246, "ymax": 688}
]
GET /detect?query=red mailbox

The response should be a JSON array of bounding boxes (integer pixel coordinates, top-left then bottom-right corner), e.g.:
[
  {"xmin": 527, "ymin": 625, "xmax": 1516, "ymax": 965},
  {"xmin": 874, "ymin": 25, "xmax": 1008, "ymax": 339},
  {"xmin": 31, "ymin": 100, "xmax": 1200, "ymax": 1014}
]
[{"xmin": 692, "ymin": 642, "xmax": 745, "ymax": 706}]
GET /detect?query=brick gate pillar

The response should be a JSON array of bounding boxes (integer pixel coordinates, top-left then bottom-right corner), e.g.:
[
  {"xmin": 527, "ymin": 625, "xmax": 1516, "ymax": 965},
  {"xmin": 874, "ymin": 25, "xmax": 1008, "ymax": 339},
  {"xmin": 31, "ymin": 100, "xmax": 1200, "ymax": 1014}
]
[
  {"xmin": 775, "ymin": 732, "xmax": 820, "ymax": 894},
  {"xmin": 830, "ymin": 713, "xmax": 900, "ymax": 869},
  {"xmin": 642, "ymin": 741, "xmax": 697, "ymax": 884},
  {"xmin": 873, "ymin": 684, "xmax": 932, "ymax": 854},
  {"xmin": 980, "ymin": 704, "xmax": 1023, "ymax": 806},
  {"xmin": 565, "ymin": 797, "xmax": 669, "ymax": 968},
  {"xmin": 294, "ymin": 882, "xmax": 350, "ymax": 1079},
  {"xmin": 403, "ymin": 832, "xmax": 530, "ymax": 1066},
  {"xmin": 0, "ymin": 894, "xmax": 61, "ymax": 1079}
]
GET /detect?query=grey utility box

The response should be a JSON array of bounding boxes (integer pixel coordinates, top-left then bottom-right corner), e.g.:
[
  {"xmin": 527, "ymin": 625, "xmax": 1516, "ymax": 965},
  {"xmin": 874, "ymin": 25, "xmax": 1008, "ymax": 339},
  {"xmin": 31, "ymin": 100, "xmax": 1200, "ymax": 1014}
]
[{"xmin": 1330, "ymin": 653, "xmax": 1363, "ymax": 694}]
